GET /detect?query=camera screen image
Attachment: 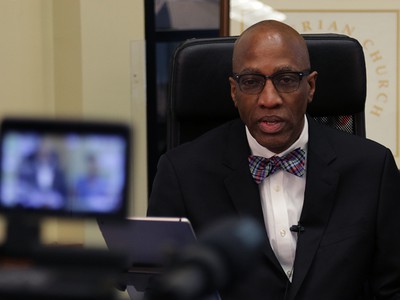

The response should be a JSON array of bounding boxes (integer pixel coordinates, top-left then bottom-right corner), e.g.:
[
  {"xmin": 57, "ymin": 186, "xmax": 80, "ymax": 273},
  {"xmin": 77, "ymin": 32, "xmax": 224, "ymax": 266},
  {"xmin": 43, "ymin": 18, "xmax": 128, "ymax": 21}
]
[{"xmin": 0, "ymin": 118, "xmax": 130, "ymax": 219}]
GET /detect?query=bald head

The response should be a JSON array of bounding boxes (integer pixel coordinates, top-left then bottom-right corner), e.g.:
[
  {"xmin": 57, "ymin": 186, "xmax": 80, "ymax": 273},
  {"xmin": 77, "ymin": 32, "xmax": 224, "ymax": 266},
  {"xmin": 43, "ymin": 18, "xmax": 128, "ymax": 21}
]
[
  {"xmin": 232, "ymin": 20, "xmax": 310, "ymax": 73},
  {"xmin": 228, "ymin": 20, "xmax": 318, "ymax": 153}
]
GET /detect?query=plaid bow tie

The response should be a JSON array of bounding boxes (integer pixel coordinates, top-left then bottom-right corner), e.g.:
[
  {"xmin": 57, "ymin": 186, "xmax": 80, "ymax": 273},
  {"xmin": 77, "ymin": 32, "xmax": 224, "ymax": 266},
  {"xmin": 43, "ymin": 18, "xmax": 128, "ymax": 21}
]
[{"xmin": 248, "ymin": 147, "xmax": 306, "ymax": 184}]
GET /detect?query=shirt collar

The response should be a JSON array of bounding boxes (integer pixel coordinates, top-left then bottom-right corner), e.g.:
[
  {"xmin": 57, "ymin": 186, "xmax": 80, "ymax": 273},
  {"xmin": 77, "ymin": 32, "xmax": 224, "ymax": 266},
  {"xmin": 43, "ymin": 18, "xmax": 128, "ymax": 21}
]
[{"xmin": 246, "ymin": 116, "xmax": 309, "ymax": 158}]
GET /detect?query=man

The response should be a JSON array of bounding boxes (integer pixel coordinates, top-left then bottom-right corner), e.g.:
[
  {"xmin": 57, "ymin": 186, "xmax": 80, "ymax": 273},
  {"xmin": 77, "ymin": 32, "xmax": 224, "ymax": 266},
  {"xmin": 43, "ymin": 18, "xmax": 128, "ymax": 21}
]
[
  {"xmin": 17, "ymin": 138, "xmax": 67, "ymax": 209},
  {"xmin": 148, "ymin": 20, "xmax": 400, "ymax": 300}
]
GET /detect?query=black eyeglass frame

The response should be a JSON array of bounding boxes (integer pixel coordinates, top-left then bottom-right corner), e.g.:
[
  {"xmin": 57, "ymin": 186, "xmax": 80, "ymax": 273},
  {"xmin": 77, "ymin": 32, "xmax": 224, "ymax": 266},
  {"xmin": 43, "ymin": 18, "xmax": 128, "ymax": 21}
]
[{"xmin": 232, "ymin": 70, "xmax": 311, "ymax": 95}]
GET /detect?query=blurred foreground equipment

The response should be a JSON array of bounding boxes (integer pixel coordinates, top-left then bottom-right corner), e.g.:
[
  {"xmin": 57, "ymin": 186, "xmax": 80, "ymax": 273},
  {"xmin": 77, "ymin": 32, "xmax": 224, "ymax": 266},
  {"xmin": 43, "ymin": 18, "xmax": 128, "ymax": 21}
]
[{"xmin": 146, "ymin": 217, "xmax": 265, "ymax": 300}]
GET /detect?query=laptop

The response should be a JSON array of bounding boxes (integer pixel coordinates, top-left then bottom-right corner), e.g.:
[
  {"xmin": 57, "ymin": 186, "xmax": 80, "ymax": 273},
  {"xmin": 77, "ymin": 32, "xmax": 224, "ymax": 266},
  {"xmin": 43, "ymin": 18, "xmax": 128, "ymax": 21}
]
[
  {"xmin": 98, "ymin": 217, "xmax": 197, "ymax": 291},
  {"xmin": 98, "ymin": 217, "xmax": 220, "ymax": 300}
]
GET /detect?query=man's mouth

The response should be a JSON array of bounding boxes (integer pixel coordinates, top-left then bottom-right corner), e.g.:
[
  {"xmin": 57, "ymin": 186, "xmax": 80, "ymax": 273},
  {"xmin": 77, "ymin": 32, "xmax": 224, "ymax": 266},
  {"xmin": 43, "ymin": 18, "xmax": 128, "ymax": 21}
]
[{"xmin": 258, "ymin": 117, "xmax": 284, "ymax": 133}]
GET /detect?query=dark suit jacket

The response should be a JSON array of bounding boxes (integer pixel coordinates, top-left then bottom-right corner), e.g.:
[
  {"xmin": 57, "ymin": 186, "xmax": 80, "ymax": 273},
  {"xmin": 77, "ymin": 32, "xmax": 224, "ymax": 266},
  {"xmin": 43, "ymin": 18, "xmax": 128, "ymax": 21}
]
[{"xmin": 148, "ymin": 117, "xmax": 400, "ymax": 300}]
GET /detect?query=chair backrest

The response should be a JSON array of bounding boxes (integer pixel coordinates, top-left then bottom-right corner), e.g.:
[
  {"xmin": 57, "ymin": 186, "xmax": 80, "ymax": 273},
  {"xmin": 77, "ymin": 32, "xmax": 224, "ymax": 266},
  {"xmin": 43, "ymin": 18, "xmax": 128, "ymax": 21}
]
[{"xmin": 167, "ymin": 34, "xmax": 366, "ymax": 150}]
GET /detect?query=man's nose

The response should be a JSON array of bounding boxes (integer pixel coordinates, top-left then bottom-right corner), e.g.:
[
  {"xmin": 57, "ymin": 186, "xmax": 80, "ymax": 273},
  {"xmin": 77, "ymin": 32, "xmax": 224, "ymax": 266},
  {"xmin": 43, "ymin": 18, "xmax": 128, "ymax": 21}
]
[{"xmin": 256, "ymin": 79, "xmax": 283, "ymax": 107}]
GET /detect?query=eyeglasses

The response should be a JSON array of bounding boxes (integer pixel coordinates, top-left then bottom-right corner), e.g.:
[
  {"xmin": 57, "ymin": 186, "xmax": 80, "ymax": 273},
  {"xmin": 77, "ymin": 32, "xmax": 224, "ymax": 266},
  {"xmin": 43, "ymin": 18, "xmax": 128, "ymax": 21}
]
[{"xmin": 233, "ymin": 70, "xmax": 310, "ymax": 95}]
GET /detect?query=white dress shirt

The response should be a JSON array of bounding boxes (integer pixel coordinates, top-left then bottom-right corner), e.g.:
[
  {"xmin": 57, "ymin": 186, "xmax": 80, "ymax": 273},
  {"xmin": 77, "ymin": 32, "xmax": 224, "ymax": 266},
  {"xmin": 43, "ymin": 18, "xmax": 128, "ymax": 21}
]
[{"xmin": 246, "ymin": 116, "xmax": 308, "ymax": 280}]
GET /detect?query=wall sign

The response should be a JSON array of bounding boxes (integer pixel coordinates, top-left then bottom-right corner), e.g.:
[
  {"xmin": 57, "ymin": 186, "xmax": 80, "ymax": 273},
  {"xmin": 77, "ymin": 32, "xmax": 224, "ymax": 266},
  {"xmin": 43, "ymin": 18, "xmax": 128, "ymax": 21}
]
[{"xmin": 231, "ymin": 10, "xmax": 400, "ymax": 164}]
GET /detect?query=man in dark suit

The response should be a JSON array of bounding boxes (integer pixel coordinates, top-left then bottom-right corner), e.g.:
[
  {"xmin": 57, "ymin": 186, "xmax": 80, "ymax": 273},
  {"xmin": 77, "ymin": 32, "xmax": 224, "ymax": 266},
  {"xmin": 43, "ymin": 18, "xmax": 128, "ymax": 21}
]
[{"xmin": 148, "ymin": 20, "xmax": 400, "ymax": 300}]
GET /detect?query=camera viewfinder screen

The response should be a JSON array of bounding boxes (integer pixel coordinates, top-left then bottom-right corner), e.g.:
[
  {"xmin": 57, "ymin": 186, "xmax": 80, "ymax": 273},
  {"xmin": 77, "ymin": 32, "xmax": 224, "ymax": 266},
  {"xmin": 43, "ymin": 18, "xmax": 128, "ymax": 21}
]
[{"xmin": 0, "ymin": 120, "xmax": 130, "ymax": 218}]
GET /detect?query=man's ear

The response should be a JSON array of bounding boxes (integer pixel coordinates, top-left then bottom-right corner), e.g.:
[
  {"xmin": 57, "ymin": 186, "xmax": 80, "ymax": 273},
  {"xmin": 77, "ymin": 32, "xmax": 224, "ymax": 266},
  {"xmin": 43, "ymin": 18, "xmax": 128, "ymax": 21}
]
[
  {"xmin": 229, "ymin": 77, "xmax": 238, "ymax": 107},
  {"xmin": 307, "ymin": 71, "xmax": 318, "ymax": 104}
]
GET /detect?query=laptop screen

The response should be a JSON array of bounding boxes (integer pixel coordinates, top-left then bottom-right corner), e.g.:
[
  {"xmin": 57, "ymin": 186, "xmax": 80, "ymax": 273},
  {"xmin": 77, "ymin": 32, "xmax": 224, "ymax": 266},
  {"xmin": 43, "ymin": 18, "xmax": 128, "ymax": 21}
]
[{"xmin": 0, "ymin": 117, "xmax": 131, "ymax": 219}]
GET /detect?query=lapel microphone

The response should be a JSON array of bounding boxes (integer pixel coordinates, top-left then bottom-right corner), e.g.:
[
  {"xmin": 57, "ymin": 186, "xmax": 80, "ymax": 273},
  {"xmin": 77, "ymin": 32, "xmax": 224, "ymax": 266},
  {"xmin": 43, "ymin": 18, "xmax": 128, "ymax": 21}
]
[{"xmin": 290, "ymin": 223, "xmax": 305, "ymax": 233}]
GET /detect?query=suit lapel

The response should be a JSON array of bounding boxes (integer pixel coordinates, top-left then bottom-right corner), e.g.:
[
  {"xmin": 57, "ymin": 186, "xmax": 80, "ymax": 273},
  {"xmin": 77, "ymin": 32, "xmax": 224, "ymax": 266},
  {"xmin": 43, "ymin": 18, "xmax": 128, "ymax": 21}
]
[
  {"xmin": 288, "ymin": 118, "xmax": 340, "ymax": 299},
  {"xmin": 222, "ymin": 120, "xmax": 264, "ymax": 220},
  {"xmin": 222, "ymin": 119, "xmax": 286, "ymax": 275}
]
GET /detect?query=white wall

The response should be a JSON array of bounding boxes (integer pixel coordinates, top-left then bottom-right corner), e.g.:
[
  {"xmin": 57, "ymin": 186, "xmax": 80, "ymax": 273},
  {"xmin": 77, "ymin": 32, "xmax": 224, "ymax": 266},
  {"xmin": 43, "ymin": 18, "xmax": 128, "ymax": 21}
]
[{"xmin": 0, "ymin": 0, "xmax": 146, "ymax": 246}]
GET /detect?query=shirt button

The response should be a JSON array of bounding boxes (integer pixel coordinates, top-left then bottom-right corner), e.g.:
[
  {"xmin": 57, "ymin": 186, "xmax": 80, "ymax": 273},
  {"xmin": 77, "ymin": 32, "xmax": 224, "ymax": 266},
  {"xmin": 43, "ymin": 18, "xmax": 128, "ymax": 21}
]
[
  {"xmin": 287, "ymin": 270, "xmax": 293, "ymax": 278},
  {"xmin": 280, "ymin": 229, "xmax": 286, "ymax": 237},
  {"xmin": 274, "ymin": 185, "xmax": 281, "ymax": 192}
]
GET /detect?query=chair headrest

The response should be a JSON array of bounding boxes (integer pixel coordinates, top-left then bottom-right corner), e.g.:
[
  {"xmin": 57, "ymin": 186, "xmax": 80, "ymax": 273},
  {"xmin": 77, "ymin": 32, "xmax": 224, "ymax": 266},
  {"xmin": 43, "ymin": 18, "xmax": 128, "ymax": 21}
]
[{"xmin": 169, "ymin": 34, "xmax": 366, "ymax": 121}]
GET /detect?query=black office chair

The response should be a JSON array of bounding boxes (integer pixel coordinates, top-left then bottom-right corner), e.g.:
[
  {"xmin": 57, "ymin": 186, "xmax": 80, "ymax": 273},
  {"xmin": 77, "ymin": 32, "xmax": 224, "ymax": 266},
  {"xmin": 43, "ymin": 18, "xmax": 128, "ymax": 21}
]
[{"xmin": 166, "ymin": 34, "xmax": 366, "ymax": 150}]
